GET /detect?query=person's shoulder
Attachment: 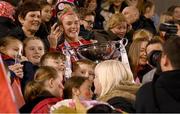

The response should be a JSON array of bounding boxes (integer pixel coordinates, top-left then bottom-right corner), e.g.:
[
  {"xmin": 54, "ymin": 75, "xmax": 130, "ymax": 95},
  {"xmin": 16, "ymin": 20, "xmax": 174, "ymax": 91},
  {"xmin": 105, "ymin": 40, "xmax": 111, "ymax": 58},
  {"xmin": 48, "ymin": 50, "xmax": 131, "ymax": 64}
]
[{"xmin": 136, "ymin": 82, "xmax": 153, "ymax": 99}]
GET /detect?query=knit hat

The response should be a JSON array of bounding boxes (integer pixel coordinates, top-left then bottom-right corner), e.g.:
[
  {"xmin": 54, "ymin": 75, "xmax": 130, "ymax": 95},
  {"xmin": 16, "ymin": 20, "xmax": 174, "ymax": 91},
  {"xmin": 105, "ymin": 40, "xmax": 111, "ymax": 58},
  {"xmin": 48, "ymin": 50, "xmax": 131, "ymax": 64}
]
[{"xmin": 0, "ymin": 1, "xmax": 15, "ymax": 21}]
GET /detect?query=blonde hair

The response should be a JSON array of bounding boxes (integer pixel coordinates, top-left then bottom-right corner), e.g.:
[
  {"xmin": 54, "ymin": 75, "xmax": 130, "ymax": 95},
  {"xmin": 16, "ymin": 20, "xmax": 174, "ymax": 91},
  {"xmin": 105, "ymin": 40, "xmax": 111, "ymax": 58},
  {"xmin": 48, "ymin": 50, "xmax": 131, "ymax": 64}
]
[
  {"xmin": 133, "ymin": 29, "xmax": 153, "ymax": 41},
  {"xmin": 128, "ymin": 38, "xmax": 148, "ymax": 76},
  {"xmin": 95, "ymin": 60, "xmax": 134, "ymax": 97},
  {"xmin": 106, "ymin": 13, "xmax": 127, "ymax": 30}
]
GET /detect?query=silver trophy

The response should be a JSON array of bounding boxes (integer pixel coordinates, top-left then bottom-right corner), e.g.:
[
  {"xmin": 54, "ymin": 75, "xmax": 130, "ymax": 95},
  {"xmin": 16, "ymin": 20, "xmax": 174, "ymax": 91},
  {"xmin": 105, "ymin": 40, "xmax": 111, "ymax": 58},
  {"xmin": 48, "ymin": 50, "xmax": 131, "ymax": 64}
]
[{"xmin": 77, "ymin": 39, "xmax": 128, "ymax": 63}]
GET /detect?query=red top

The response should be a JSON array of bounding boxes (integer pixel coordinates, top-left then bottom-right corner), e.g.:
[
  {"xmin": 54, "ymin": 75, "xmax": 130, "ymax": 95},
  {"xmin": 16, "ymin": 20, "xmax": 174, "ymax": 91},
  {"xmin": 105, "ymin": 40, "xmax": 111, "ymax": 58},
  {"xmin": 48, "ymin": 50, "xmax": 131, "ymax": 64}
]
[
  {"xmin": 56, "ymin": 39, "xmax": 92, "ymax": 62},
  {"xmin": 57, "ymin": 39, "xmax": 92, "ymax": 51},
  {"xmin": 31, "ymin": 97, "xmax": 62, "ymax": 113}
]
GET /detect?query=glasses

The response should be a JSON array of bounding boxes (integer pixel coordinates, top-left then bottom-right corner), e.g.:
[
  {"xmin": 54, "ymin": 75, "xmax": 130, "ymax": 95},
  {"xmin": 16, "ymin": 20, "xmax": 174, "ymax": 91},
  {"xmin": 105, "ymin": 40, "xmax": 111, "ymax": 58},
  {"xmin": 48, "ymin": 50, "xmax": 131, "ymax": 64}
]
[{"xmin": 84, "ymin": 20, "xmax": 94, "ymax": 25}]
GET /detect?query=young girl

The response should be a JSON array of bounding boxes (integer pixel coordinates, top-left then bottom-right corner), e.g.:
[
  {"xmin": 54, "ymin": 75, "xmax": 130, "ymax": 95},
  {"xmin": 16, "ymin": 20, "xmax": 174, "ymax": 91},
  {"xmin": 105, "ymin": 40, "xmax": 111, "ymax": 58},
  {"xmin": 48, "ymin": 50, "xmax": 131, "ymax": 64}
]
[
  {"xmin": 20, "ymin": 66, "xmax": 64, "ymax": 113},
  {"xmin": 64, "ymin": 76, "xmax": 93, "ymax": 100},
  {"xmin": 23, "ymin": 37, "xmax": 45, "ymax": 66},
  {"xmin": 56, "ymin": 9, "xmax": 92, "ymax": 51},
  {"xmin": 49, "ymin": 9, "xmax": 93, "ymax": 78},
  {"xmin": 0, "ymin": 36, "xmax": 25, "ymax": 109},
  {"xmin": 128, "ymin": 38, "xmax": 152, "ymax": 83},
  {"xmin": 21, "ymin": 37, "xmax": 45, "ymax": 91}
]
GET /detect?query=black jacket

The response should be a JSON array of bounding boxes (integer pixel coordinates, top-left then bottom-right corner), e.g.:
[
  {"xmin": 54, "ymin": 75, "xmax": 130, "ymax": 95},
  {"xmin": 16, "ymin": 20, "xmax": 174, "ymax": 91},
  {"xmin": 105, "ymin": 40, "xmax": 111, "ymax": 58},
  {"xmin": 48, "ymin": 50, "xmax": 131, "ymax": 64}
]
[
  {"xmin": 132, "ymin": 15, "xmax": 157, "ymax": 35},
  {"xmin": 21, "ymin": 61, "xmax": 38, "ymax": 94},
  {"xmin": 135, "ymin": 70, "xmax": 180, "ymax": 112},
  {"xmin": 0, "ymin": 16, "xmax": 16, "ymax": 38},
  {"xmin": 9, "ymin": 26, "xmax": 27, "ymax": 41}
]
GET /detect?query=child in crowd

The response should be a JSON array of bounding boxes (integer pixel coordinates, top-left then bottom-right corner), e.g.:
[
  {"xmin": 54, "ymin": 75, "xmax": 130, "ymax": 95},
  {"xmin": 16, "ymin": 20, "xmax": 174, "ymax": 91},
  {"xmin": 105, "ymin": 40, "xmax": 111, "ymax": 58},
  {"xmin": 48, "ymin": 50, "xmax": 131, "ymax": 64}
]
[
  {"xmin": 63, "ymin": 76, "xmax": 93, "ymax": 100},
  {"xmin": 21, "ymin": 37, "xmax": 45, "ymax": 92},
  {"xmin": 40, "ymin": 51, "xmax": 66, "ymax": 81},
  {"xmin": 23, "ymin": 37, "xmax": 45, "ymax": 66},
  {"xmin": 20, "ymin": 66, "xmax": 64, "ymax": 113},
  {"xmin": 50, "ymin": 76, "xmax": 93, "ymax": 113},
  {"xmin": 36, "ymin": 0, "xmax": 53, "ymax": 49},
  {"xmin": 72, "ymin": 59, "xmax": 96, "ymax": 82},
  {"xmin": 0, "ymin": 36, "xmax": 25, "ymax": 109}
]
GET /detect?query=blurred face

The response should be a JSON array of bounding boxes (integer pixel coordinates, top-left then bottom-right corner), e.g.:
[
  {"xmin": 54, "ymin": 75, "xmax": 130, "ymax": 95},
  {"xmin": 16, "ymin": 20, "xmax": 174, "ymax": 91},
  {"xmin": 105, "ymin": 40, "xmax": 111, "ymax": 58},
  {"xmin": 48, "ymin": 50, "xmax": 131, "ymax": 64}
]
[
  {"xmin": 41, "ymin": 5, "xmax": 52, "ymax": 22},
  {"xmin": 87, "ymin": 0, "xmax": 97, "ymax": 12},
  {"xmin": 52, "ymin": 72, "xmax": 64, "ymax": 98},
  {"xmin": 45, "ymin": 58, "xmax": 66, "ymax": 74},
  {"xmin": 126, "ymin": 0, "xmax": 138, "ymax": 7},
  {"xmin": 94, "ymin": 74, "xmax": 102, "ymax": 97},
  {"xmin": 122, "ymin": 7, "xmax": 139, "ymax": 24},
  {"xmin": 21, "ymin": 11, "xmax": 41, "ymax": 33},
  {"xmin": 113, "ymin": 0, "xmax": 124, "ymax": 7},
  {"xmin": 139, "ymin": 41, "xmax": 148, "ymax": 65},
  {"xmin": 24, "ymin": 39, "xmax": 45, "ymax": 65},
  {"xmin": 110, "ymin": 22, "xmax": 127, "ymax": 38},
  {"xmin": 62, "ymin": 14, "xmax": 80, "ymax": 40},
  {"xmin": 73, "ymin": 64, "xmax": 95, "ymax": 81},
  {"xmin": 147, "ymin": 5, "xmax": 155, "ymax": 18},
  {"xmin": 173, "ymin": 7, "xmax": 180, "ymax": 20},
  {"xmin": 47, "ymin": 0, "xmax": 53, "ymax": 5},
  {"xmin": 78, "ymin": 80, "xmax": 93, "ymax": 100},
  {"xmin": 82, "ymin": 15, "xmax": 95, "ymax": 31},
  {"xmin": 2, "ymin": 41, "xmax": 22, "ymax": 58}
]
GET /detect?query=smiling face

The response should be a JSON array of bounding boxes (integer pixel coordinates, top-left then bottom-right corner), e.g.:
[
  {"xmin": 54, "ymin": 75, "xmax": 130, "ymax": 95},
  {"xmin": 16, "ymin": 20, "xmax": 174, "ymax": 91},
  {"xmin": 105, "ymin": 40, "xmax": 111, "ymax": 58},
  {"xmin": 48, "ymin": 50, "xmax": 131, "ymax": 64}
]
[
  {"xmin": 20, "ymin": 11, "xmax": 41, "ymax": 33},
  {"xmin": 173, "ymin": 7, "xmax": 180, "ymax": 20},
  {"xmin": 139, "ymin": 41, "xmax": 148, "ymax": 65},
  {"xmin": 61, "ymin": 13, "xmax": 80, "ymax": 41},
  {"xmin": 45, "ymin": 58, "xmax": 66, "ymax": 74},
  {"xmin": 24, "ymin": 39, "xmax": 45, "ymax": 65},
  {"xmin": 110, "ymin": 22, "xmax": 127, "ymax": 38},
  {"xmin": 41, "ymin": 5, "xmax": 52, "ymax": 22}
]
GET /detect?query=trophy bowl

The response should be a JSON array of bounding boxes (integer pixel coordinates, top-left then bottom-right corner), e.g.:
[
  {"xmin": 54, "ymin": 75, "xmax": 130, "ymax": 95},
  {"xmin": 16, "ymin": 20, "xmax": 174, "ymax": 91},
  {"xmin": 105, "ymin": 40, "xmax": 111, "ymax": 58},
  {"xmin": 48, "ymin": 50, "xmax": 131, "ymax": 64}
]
[{"xmin": 77, "ymin": 42, "xmax": 116, "ymax": 62}]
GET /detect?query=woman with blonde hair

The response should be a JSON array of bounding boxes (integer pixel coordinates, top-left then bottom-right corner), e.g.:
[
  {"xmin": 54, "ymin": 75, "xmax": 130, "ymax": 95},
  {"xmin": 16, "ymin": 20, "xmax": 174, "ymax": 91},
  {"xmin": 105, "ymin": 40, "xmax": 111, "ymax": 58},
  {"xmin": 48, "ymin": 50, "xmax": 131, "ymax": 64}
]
[
  {"xmin": 128, "ymin": 38, "xmax": 152, "ymax": 83},
  {"xmin": 94, "ymin": 60, "xmax": 139, "ymax": 112}
]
